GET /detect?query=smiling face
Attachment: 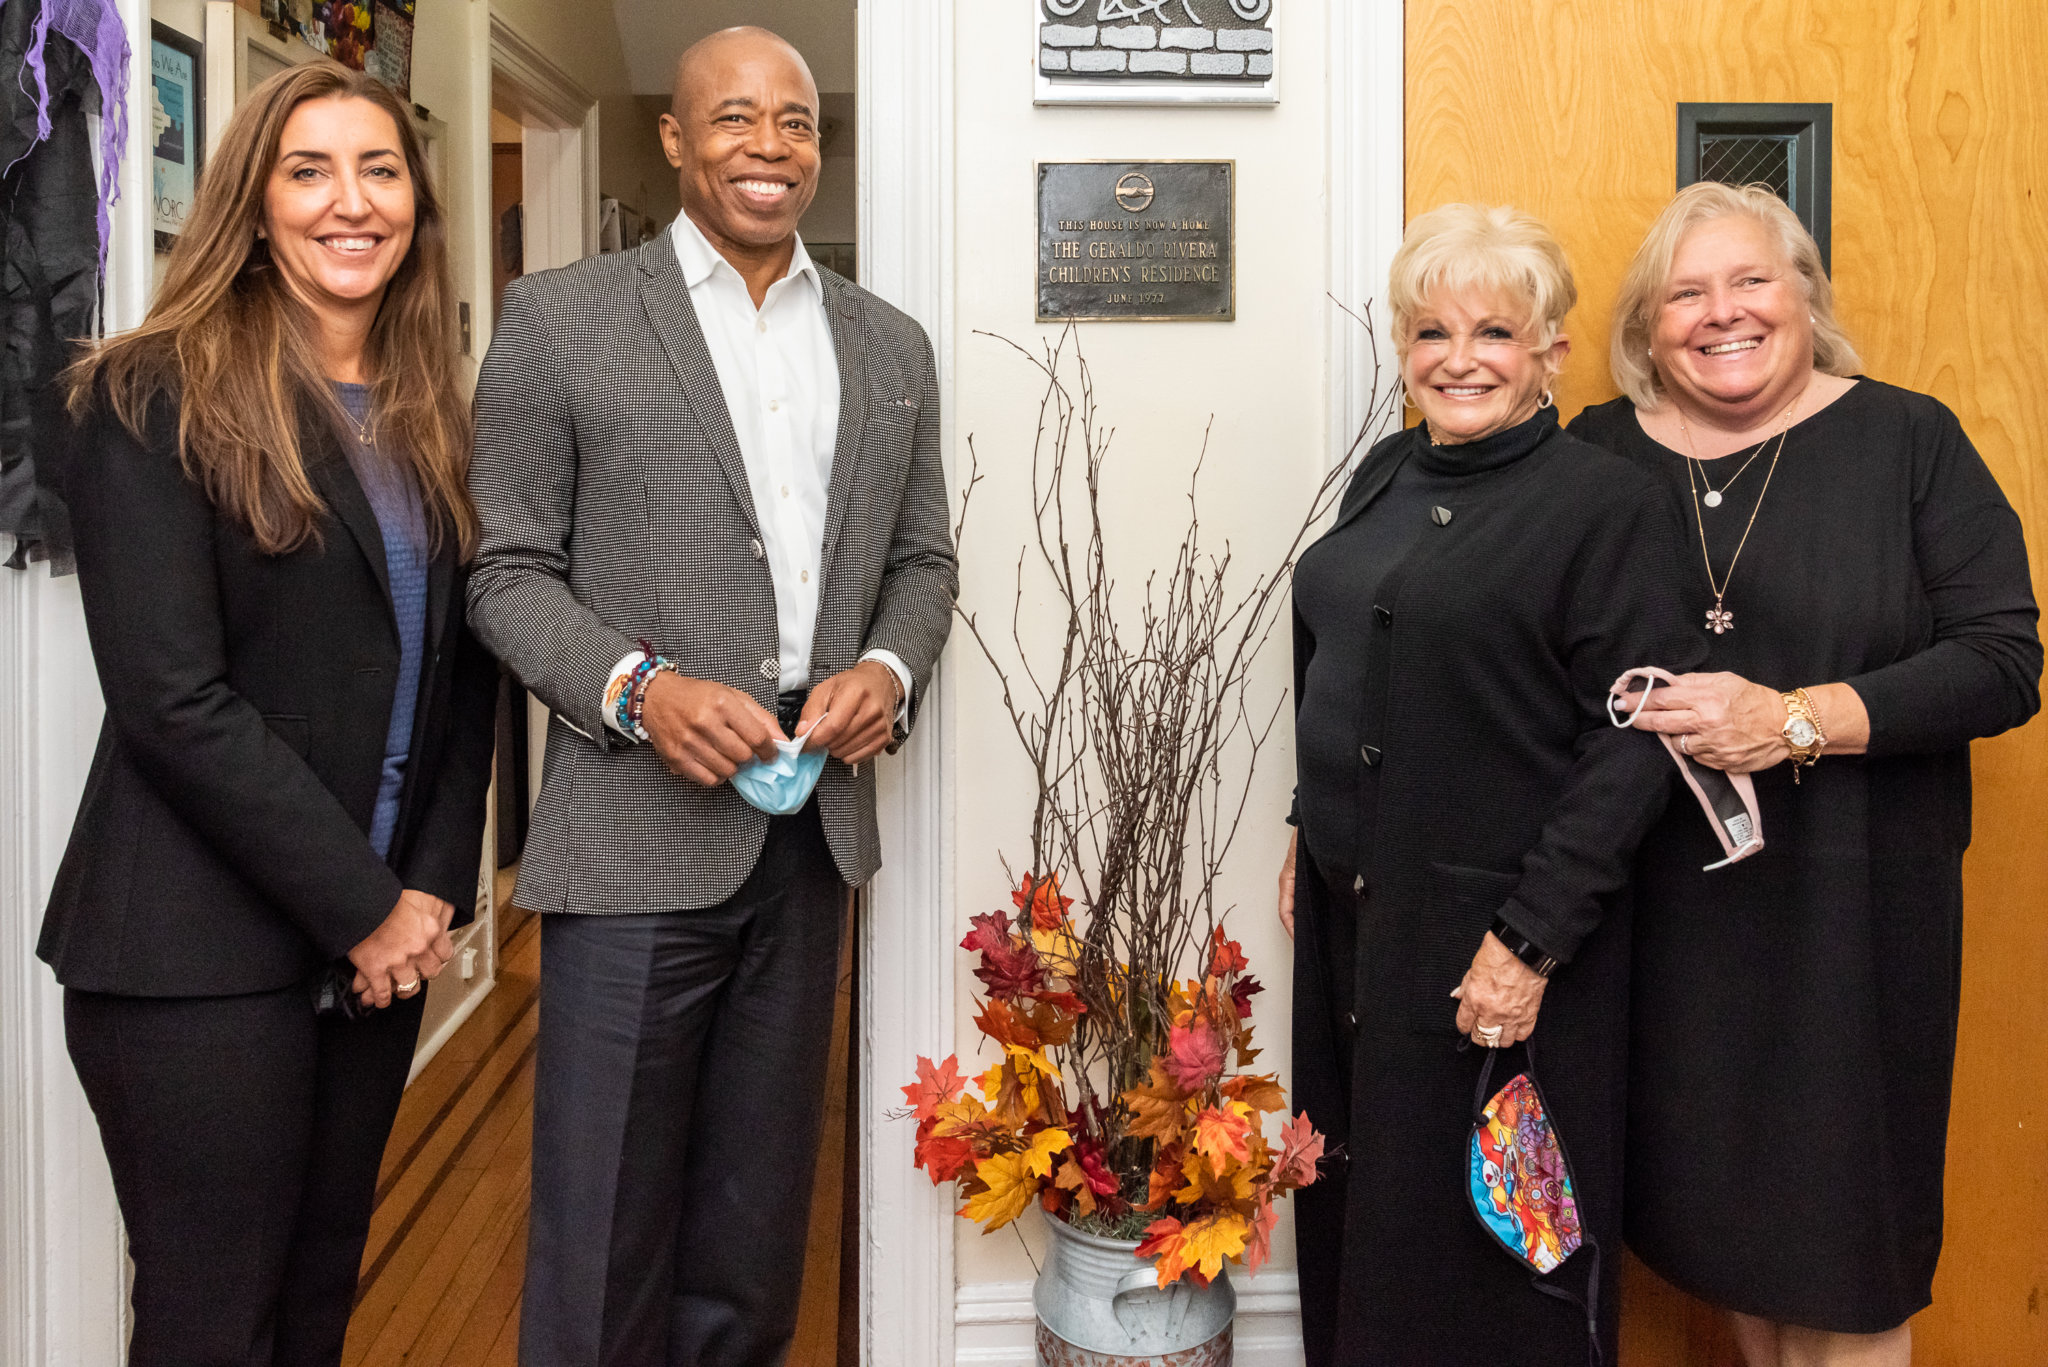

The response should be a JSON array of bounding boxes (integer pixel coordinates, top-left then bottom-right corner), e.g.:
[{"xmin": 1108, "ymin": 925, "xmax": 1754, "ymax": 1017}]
[
  {"xmin": 1651, "ymin": 213, "xmax": 1815, "ymax": 419},
  {"xmin": 1403, "ymin": 288, "xmax": 1567, "ymax": 444},
  {"xmin": 661, "ymin": 30, "xmax": 821, "ymax": 260},
  {"xmin": 261, "ymin": 95, "xmax": 415, "ymax": 333}
]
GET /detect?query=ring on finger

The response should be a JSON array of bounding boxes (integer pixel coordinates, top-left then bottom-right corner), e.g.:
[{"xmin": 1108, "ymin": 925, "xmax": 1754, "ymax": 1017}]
[
  {"xmin": 1476, "ymin": 1023, "xmax": 1504, "ymax": 1046},
  {"xmin": 1679, "ymin": 734, "xmax": 1693, "ymax": 756},
  {"xmin": 396, "ymin": 978, "xmax": 422, "ymax": 996}
]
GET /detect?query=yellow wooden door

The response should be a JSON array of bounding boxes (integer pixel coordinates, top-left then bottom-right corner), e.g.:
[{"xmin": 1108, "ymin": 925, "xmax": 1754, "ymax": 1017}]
[{"xmin": 1407, "ymin": 4, "xmax": 2048, "ymax": 1362}]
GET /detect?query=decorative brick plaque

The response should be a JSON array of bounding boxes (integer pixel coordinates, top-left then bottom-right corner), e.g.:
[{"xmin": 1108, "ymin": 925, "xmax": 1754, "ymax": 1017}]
[{"xmin": 1038, "ymin": 1, "xmax": 1277, "ymax": 106}]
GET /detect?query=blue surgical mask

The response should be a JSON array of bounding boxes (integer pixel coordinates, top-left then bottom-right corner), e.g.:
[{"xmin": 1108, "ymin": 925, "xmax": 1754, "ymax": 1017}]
[{"xmin": 729, "ymin": 732, "xmax": 828, "ymax": 816}]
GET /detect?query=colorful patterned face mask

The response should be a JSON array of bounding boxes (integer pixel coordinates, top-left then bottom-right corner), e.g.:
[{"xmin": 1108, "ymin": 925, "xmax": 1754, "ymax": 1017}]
[
  {"xmin": 1608, "ymin": 666, "xmax": 1765, "ymax": 871},
  {"xmin": 1466, "ymin": 1043, "xmax": 1604, "ymax": 1364}
]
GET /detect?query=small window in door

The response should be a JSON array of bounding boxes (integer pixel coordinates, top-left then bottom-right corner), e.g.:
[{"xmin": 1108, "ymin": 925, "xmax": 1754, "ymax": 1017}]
[{"xmin": 1677, "ymin": 102, "xmax": 1833, "ymax": 272}]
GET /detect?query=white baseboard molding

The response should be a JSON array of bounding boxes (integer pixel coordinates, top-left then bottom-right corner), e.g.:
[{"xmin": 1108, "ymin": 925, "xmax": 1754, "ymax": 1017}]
[{"xmin": 955, "ymin": 1272, "xmax": 1304, "ymax": 1366}]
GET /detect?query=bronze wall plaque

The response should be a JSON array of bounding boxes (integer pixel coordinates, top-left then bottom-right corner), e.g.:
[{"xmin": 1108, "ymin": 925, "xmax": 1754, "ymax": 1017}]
[{"xmin": 1037, "ymin": 161, "xmax": 1235, "ymax": 322}]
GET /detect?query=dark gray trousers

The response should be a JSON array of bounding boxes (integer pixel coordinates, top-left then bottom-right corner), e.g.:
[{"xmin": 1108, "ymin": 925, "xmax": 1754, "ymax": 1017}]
[
  {"xmin": 65, "ymin": 983, "xmax": 425, "ymax": 1367},
  {"xmin": 519, "ymin": 801, "xmax": 847, "ymax": 1367}
]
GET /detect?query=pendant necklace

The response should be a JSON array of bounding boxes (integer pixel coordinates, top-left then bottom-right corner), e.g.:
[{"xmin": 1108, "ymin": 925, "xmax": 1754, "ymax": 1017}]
[
  {"xmin": 1679, "ymin": 393, "xmax": 1802, "ymax": 635},
  {"xmin": 1680, "ymin": 423, "xmax": 1773, "ymax": 508}
]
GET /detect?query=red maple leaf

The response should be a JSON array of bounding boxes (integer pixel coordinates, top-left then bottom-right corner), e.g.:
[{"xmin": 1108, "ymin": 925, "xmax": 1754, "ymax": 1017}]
[
  {"xmin": 1230, "ymin": 974, "xmax": 1264, "ymax": 1019},
  {"xmin": 1074, "ymin": 1138, "xmax": 1122, "ymax": 1198},
  {"xmin": 913, "ymin": 1131, "xmax": 976, "ymax": 1184},
  {"xmin": 1164, "ymin": 1022, "xmax": 1227, "ymax": 1093},
  {"xmin": 1207, "ymin": 928, "xmax": 1250, "ymax": 979},
  {"xmin": 961, "ymin": 911, "xmax": 1047, "ymax": 1000},
  {"xmin": 960, "ymin": 909, "xmax": 1013, "ymax": 955},
  {"xmin": 1272, "ymin": 1111, "xmax": 1328, "ymax": 1191},
  {"xmin": 1013, "ymin": 873, "xmax": 1075, "ymax": 931},
  {"xmin": 901, "ymin": 1054, "xmax": 967, "ymax": 1123}
]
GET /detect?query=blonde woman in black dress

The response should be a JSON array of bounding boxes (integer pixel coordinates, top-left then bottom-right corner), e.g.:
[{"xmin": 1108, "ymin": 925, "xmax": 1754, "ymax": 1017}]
[{"xmin": 1570, "ymin": 181, "xmax": 2040, "ymax": 1367}]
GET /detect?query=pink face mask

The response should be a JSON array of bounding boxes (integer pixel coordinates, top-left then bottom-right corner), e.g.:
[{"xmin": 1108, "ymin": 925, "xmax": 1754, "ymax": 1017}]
[{"xmin": 1607, "ymin": 667, "xmax": 1765, "ymax": 871}]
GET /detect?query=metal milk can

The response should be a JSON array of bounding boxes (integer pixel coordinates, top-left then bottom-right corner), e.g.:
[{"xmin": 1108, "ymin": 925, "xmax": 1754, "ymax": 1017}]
[{"xmin": 1032, "ymin": 1215, "xmax": 1235, "ymax": 1366}]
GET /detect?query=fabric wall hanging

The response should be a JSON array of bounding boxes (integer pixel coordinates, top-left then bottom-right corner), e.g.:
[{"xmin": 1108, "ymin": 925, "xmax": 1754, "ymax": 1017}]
[{"xmin": 1, "ymin": 0, "xmax": 128, "ymax": 571}]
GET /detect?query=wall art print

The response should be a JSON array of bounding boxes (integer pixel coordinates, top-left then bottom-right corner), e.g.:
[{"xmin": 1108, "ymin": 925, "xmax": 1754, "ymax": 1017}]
[{"xmin": 149, "ymin": 22, "xmax": 202, "ymax": 251}]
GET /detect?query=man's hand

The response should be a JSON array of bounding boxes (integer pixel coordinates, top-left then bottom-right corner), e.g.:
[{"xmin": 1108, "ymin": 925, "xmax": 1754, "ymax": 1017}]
[
  {"xmin": 1277, "ymin": 830, "xmax": 1297, "ymax": 940},
  {"xmin": 641, "ymin": 671, "xmax": 785, "ymax": 786},
  {"xmin": 798, "ymin": 661, "xmax": 901, "ymax": 766}
]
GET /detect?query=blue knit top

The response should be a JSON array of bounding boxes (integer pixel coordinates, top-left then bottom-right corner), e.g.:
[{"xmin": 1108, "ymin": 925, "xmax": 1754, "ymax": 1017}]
[{"xmin": 335, "ymin": 383, "xmax": 428, "ymax": 861}]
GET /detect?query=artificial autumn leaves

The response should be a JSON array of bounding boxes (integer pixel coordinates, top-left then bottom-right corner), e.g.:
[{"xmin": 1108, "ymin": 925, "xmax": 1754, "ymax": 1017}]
[{"xmin": 905, "ymin": 874, "xmax": 1325, "ymax": 1289}]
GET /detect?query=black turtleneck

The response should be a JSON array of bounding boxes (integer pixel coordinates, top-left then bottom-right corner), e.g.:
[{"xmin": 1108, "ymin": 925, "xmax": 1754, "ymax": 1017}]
[{"xmin": 1292, "ymin": 406, "xmax": 1559, "ymax": 880}]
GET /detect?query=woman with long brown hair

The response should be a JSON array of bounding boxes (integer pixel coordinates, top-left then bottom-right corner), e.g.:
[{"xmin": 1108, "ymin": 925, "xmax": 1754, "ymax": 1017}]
[{"xmin": 40, "ymin": 64, "xmax": 496, "ymax": 1364}]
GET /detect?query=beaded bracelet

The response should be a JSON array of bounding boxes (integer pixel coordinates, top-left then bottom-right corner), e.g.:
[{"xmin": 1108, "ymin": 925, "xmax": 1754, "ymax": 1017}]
[{"xmin": 615, "ymin": 653, "xmax": 661, "ymax": 738}]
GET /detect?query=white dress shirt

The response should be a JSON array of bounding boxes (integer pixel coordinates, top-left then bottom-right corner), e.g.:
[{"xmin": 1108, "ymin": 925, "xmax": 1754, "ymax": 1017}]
[{"xmin": 605, "ymin": 212, "xmax": 909, "ymax": 735}]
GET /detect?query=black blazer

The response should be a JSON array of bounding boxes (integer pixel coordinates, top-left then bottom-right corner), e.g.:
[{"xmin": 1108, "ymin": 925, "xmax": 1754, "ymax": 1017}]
[{"xmin": 39, "ymin": 393, "xmax": 498, "ymax": 997}]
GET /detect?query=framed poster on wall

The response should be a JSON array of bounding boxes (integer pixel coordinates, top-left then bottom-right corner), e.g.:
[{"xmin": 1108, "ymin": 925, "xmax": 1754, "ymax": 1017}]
[{"xmin": 150, "ymin": 23, "xmax": 205, "ymax": 252}]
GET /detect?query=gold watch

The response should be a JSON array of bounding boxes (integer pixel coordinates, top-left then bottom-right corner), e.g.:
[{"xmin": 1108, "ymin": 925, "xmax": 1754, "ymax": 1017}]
[{"xmin": 1780, "ymin": 687, "xmax": 1827, "ymax": 783}]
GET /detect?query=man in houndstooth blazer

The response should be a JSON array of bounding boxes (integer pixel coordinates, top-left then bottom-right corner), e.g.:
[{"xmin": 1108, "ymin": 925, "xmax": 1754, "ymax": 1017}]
[{"xmin": 467, "ymin": 27, "xmax": 954, "ymax": 1367}]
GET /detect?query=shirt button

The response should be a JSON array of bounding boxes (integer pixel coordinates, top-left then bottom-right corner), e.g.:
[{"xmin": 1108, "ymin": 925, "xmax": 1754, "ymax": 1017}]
[
  {"xmin": 781, "ymin": 485, "xmax": 790, "ymax": 499},
  {"xmin": 769, "ymin": 400, "xmax": 781, "ymax": 412},
  {"xmin": 757, "ymin": 318, "xmax": 768, "ymax": 334},
  {"xmin": 749, "ymin": 538, "xmax": 765, "ymax": 560},
  {"xmin": 1372, "ymin": 604, "xmax": 1392, "ymax": 627},
  {"xmin": 801, "ymin": 570, "xmax": 810, "ymax": 583}
]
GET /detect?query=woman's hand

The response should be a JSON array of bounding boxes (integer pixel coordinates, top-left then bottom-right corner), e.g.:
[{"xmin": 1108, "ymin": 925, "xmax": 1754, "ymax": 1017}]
[
  {"xmin": 348, "ymin": 889, "xmax": 457, "ymax": 1009},
  {"xmin": 1619, "ymin": 671, "xmax": 1790, "ymax": 772},
  {"xmin": 1278, "ymin": 830, "xmax": 1298, "ymax": 940},
  {"xmin": 1452, "ymin": 934, "xmax": 1548, "ymax": 1046}
]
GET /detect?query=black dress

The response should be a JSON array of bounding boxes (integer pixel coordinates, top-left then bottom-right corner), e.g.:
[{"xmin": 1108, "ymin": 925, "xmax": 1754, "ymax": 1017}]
[
  {"xmin": 1288, "ymin": 407, "xmax": 1704, "ymax": 1366},
  {"xmin": 1571, "ymin": 380, "xmax": 2040, "ymax": 1333}
]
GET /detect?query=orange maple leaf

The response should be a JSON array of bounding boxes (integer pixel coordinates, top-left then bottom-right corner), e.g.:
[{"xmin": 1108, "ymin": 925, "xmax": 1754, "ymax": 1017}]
[
  {"xmin": 1052, "ymin": 1155, "xmax": 1098, "ymax": 1219},
  {"xmin": 1221, "ymin": 1073, "xmax": 1287, "ymax": 1114},
  {"xmin": 1122, "ymin": 1057, "xmax": 1190, "ymax": 1142},
  {"xmin": 1013, "ymin": 873, "xmax": 1075, "ymax": 931},
  {"xmin": 1206, "ymin": 927, "xmax": 1250, "ymax": 979},
  {"xmin": 913, "ymin": 1130, "xmax": 975, "ymax": 1184},
  {"xmin": 974, "ymin": 999, "xmax": 1041, "ymax": 1051},
  {"xmin": 1191, "ymin": 1103, "xmax": 1256, "ymax": 1176},
  {"xmin": 902, "ymin": 1055, "xmax": 967, "ymax": 1123},
  {"xmin": 1142, "ymin": 1142, "xmax": 1187, "ymax": 1211}
]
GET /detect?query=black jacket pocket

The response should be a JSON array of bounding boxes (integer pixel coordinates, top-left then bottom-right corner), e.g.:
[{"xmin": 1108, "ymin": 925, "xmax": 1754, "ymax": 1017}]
[{"xmin": 1410, "ymin": 861, "xmax": 1520, "ymax": 1033}]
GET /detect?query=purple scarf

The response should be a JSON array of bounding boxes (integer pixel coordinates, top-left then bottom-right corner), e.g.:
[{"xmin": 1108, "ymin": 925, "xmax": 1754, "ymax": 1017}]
[{"xmin": 6, "ymin": 0, "xmax": 129, "ymax": 271}]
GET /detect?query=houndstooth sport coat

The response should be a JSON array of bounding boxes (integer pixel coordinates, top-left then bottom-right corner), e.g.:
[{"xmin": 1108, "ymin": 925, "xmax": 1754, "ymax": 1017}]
[{"xmin": 466, "ymin": 230, "xmax": 957, "ymax": 915}]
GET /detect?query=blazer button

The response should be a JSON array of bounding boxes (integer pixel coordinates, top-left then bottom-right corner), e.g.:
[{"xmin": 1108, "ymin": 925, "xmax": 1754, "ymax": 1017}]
[
  {"xmin": 1352, "ymin": 874, "xmax": 1365, "ymax": 894},
  {"xmin": 1360, "ymin": 744, "xmax": 1381, "ymax": 767},
  {"xmin": 760, "ymin": 657, "xmax": 780, "ymax": 681},
  {"xmin": 750, "ymin": 538, "xmax": 765, "ymax": 561},
  {"xmin": 1431, "ymin": 505, "xmax": 1455, "ymax": 526},
  {"xmin": 1372, "ymin": 604, "xmax": 1392, "ymax": 627}
]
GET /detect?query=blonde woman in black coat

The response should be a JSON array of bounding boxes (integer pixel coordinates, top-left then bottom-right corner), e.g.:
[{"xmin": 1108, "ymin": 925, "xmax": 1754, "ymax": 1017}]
[{"xmin": 1278, "ymin": 204, "xmax": 1704, "ymax": 1365}]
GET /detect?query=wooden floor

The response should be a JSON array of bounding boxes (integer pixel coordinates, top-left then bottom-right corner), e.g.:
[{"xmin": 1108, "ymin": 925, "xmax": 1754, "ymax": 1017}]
[{"xmin": 343, "ymin": 901, "xmax": 855, "ymax": 1367}]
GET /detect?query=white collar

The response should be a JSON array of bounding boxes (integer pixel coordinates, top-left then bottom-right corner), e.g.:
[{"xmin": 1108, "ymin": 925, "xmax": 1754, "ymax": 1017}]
[{"xmin": 670, "ymin": 210, "xmax": 819, "ymax": 299}]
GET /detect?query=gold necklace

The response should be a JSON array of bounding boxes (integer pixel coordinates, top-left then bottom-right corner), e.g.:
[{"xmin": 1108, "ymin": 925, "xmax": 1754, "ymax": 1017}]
[
  {"xmin": 1679, "ymin": 424, "xmax": 1773, "ymax": 508},
  {"xmin": 1678, "ymin": 393, "xmax": 1802, "ymax": 635}
]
